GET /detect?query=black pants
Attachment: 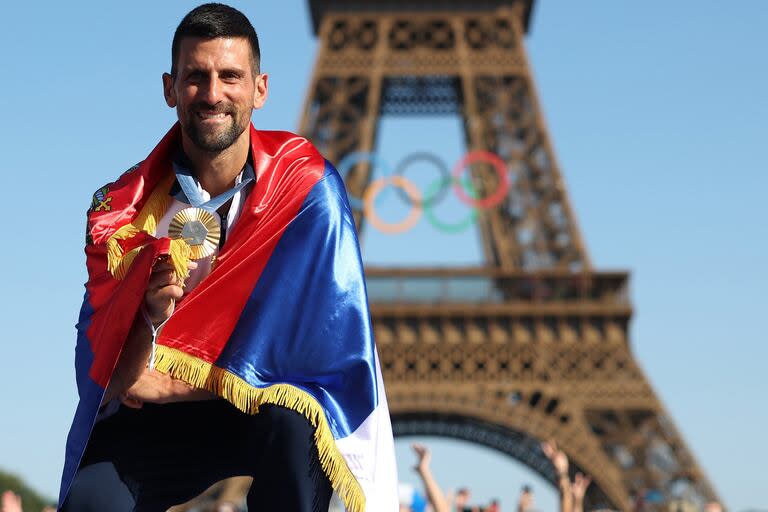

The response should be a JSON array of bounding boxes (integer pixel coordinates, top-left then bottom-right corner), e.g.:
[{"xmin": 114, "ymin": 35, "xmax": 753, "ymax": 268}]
[{"xmin": 62, "ymin": 400, "xmax": 333, "ymax": 511}]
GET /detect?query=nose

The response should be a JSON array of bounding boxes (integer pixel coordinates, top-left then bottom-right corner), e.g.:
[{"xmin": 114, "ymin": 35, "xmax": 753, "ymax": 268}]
[{"xmin": 199, "ymin": 75, "xmax": 223, "ymax": 105}]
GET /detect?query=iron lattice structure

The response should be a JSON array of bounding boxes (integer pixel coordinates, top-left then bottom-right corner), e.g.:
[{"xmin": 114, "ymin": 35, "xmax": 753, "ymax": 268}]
[{"xmin": 300, "ymin": 1, "xmax": 721, "ymax": 509}]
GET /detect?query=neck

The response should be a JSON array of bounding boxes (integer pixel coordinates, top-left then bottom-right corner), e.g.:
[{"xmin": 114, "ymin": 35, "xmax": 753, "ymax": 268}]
[{"xmin": 180, "ymin": 128, "xmax": 251, "ymax": 197}]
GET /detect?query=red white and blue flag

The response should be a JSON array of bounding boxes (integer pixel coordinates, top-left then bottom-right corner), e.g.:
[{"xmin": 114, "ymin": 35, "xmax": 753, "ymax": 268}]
[{"xmin": 60, "ymin": 123, "xmax": 398, "ymax": 511}]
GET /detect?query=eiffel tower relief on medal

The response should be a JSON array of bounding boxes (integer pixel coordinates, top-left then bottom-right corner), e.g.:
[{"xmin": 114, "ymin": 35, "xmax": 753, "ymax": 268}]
[{"xmin": 298, "ymin": 1, "xmax": 721, "ymax": 509}]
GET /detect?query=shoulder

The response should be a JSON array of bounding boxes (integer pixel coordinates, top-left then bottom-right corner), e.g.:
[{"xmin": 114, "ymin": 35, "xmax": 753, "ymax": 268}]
[
  {"xmin": 254, "ymin": 129, "xmax": 325, "ymax": 164},
  {"xmin": 252, "ymin": 128, "xmax": 344, "ymax": 196},
  {"xmin": 300, "ymin": 160, "xmax": 354, "ymax": 226},
  {"xmin": 84, "ymin": 161, "xmax": 145, "ymax": 245},
  {"xmin": 86, "ymin": 161, "xmax": 143, "ymax": 215}
]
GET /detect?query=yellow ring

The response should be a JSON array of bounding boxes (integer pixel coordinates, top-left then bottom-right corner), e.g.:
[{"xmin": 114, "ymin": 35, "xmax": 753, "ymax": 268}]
[{"xmin": 362, "ymin": 176, "xmax": 422, "ymax": 234}]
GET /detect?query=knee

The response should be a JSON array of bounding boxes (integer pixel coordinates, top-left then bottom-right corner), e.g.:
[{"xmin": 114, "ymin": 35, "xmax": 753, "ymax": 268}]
[
  {"xmin": 260, "ymin": 405, "xmax": 315, "ymax": 444},
  {"xmin": 61, "ymin": 463, "xmax": 134, "ymax": 512}
]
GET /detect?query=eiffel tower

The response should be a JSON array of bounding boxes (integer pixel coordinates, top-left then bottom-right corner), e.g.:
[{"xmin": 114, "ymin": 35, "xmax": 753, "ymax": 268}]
[{"xmin": 298, "ymin": 1, "xmax": 722, "ymax": 510}]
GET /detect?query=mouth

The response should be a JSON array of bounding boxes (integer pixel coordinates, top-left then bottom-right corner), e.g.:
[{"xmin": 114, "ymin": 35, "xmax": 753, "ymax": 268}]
[{"xmin": 195, "ymin": 111, "xmax": 230, "ymax": 123}]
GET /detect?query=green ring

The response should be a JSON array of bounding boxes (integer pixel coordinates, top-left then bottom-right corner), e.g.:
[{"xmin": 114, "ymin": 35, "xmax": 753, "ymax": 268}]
[{"xmin": 423, "ymin": 175, "xmax": 478, "ymax": 234}]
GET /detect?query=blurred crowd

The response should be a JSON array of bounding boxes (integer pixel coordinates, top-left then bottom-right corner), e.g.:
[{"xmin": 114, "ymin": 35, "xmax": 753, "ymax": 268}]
[
  {"xmin": 397, "ymin": 441, "xmax": 725, "ymax": 512},
  {"xmin": 1, "ymin": 441, "xmax": 726, "ymax": 511},
  {"xmin": 397, "ymin": 440, "xmax": 591, "ymax": 512}
]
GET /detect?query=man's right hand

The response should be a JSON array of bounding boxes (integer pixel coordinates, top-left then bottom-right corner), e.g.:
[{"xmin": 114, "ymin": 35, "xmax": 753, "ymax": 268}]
[
  {"xmin": 144, "ymin": 257, "xmax": 197, "ymax": 324},
  {"xmin": 102, "ymin": 257, "xmax": 197, "ymax": 405}
]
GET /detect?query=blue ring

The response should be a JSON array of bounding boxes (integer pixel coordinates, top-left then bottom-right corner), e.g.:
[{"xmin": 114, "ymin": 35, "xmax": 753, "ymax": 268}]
[{"xmin": 336, "ymin": 151, "xmax": 392, "ymax": 209}]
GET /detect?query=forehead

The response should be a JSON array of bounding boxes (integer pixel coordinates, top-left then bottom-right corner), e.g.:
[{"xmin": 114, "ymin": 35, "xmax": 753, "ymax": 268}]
[{"xmin": 176, "ymin": 36, "xmax": 254, "ymax": 71}]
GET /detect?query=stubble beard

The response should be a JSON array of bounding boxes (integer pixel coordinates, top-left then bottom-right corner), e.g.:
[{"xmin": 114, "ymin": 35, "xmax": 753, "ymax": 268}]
[{"xmin": 183, "ymin": 103, "xmax": 249, "ymax": 153}]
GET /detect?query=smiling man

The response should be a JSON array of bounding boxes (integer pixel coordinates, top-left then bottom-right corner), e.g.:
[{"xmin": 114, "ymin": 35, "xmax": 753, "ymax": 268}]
[{"xmin": 59, "ymin": 4, "xmax": 397, "ymax": 511}]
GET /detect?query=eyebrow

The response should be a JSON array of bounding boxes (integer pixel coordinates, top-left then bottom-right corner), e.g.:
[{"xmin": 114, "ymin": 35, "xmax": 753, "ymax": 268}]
[
  {"xmin": 218, "ymin": 68, "xmax": 246, "ymax": 77},
  {"xmin": 182, "ymin": 66, "xmax": 247, "ymax": 77}
]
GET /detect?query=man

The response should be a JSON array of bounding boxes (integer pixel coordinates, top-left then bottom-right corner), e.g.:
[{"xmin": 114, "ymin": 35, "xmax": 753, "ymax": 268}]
[{"xmin": 59, "ymin": 4, "xmax": 397, "ymax": 511}]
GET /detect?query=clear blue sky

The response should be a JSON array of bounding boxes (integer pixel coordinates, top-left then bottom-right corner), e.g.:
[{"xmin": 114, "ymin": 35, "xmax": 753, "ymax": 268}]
[{"xmin": 0, "ymin": 1, "xmax": 766, "ymax": 510}]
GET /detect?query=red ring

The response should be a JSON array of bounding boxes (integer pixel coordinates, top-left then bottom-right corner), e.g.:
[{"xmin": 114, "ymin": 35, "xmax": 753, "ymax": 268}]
[{"xmin": 451, "ymin": 150, "xmax": 510, "ymax": 209}]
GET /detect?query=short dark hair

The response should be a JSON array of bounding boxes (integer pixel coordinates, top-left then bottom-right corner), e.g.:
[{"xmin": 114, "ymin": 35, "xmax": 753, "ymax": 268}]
[{"xmin": 171, "ymin": 3, "xmax": 261, "ymax": 76}]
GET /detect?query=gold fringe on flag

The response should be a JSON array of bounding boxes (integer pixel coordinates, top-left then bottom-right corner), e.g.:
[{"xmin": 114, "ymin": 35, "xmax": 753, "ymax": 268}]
[
  {"xmin": 105, "ymin": 174, "xmax": 191, "ymax": 281},
  {"xmin": 152, "ymin": 344, "xmax": 366, "ymax": 512}
]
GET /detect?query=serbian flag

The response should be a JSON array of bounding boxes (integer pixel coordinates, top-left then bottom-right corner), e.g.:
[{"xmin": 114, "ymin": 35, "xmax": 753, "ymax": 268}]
[{"xmin": 59, "ymin": 123, "xmax": 398, "ymax": 511}]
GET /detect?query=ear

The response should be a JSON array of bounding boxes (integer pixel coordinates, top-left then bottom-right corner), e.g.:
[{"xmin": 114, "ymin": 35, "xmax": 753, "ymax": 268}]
[
  {"xmin": 252, "ymin": 73, "xmax": 268, "ymax": 110},
  {"xmin": 162, "ymin": 72, "xmax": 177, "ymax": 108}
]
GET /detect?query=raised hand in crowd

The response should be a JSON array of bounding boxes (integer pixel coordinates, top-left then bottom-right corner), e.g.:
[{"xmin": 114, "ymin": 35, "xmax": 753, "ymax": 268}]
[
  {"xmin": 412, "ymin": 444, "xmax": 450, "ymax": 512},
  {"xmin": 542, "ymin": 440, "xmax": 573, "ymax": 512},
  {"xmin": 1, "ymin": 491, "xmax": 23, "ymax": 512},
  {"xmin": 571, "ymin": 473, "xmax": 592, "ymax": 512}
]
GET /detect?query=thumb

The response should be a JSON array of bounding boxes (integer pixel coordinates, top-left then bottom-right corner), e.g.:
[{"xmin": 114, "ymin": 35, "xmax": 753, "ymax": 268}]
[{"xmin": 120, "ymin": 393, "xmax": 144, "ymax": 409}]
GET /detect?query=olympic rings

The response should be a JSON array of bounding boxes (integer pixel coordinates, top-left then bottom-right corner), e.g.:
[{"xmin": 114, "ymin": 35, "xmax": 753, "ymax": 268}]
[
  {"xmin": 335, "ymin": 149, "xmax": 511, "ymax": 234},
  {"xmin": 424, "ymin": 175, "xmax": 479, "ymax": 234},
  {"xmin": 363, "ymin": 176, "xmax": 422, "ymax": 234},
  {"xmin": 393, "ymin": 152, "xmax": 451, "ymax": 208},
  {"xmin": 336, "ymin": 151, "xmax": 392, "ymax": 209},
  {"xmin": 451, "ymin": 151, "xmax": 510, "ymax": 209}
]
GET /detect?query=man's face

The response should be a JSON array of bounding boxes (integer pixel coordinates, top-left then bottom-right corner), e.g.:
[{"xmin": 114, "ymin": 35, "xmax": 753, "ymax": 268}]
[{"xmin": 163, "ymin": 37, "xmax": 268, "ymax": 152}]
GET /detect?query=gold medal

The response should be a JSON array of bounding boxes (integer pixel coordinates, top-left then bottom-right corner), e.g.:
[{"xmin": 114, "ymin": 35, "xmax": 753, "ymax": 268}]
[{"xmin": 168, "ymin": 207, "xmax": 221, "ymax": 259}]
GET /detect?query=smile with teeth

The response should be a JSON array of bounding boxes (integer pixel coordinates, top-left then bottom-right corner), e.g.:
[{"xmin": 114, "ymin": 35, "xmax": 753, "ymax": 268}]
[{"xmin": 196, "ymin": 111, "xmax": 229, "ymax": 120}]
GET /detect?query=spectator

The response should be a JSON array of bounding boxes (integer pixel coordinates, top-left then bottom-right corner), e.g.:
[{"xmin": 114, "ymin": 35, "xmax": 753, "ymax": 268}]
[
  {"xmin": 399, "ymin": 482, "xmax": 428, "ymax": 512},
  {"xmin": 542, "ymin": 440, "xmax": 573, "ymax": 512},
  {"xmin": 454, "ymin": 487, "xmax": 471, "ymax": 511},
  {"xmin": 1, "ymin": 491, "xmax": 22, "ymax": 512},
  {"xmin": 412, "ymin": 444, "xmax": 450, "ymax": 512},
  {"xmin": 517, "ymin": 485, "xmax": 534, "ymax": 512},
  {"xmin": 572, "ymin": 473, "xmax": 592, "ymax": 512},
  {"xmin": 541, "ymin": 440, "xmax": 597, "ymax": 512}
]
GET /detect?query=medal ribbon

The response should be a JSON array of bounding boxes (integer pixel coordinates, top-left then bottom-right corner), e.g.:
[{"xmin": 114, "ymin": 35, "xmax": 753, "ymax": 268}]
[{"xmin": 172, "ymin": 159, "xmax": 255, "ymax": 213}]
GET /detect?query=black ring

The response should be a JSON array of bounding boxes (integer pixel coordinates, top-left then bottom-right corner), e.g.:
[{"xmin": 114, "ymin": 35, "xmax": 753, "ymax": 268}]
[{"xmin": 393, "ymin": 152, "xmax": 451, "ymax": 208}]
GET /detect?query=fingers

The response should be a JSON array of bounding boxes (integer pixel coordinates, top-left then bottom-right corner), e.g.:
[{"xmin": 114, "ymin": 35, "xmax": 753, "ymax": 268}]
[
  {"xmin": 571, "ymin": 473, "xmax": 592, "ymax": 499},
  {"xmin": 146, "ymin": 262, "xmax": 188, "ymax": 303},
  {"xmin": 541, "ymin": 441, "xmax": 554, "ymax": 458},
  {"xmin": 150, "ymin": 260, "xmax": 198, "ymax": 286},
  {"xmin": 148, "ymin": 272, "xmax": 179, "ymax": 294},
  {"xmin": 411, "ymin": 443, "xmax": 431, "ymax": 473},
  {"xmin": 153, "ymin": 258, "xmax": 198, "ymax": 271},
  {"xmin": 145, "ymin": 283, "xmax": 184, "ymax": 321},
  {"xmin": 120, "ymin": 393, "xmax": 144, "ymax": 409},
  {"xmin": 411, "ymin": 443, "xmax": 429, "ymax": 458},
  {"xmin": 144, "ymin": 258, "xmax": 199, "ymax": 323}
]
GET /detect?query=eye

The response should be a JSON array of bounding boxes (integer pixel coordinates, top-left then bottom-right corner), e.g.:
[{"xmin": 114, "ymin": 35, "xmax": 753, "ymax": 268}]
[
  {"xmin": 220, "ymin": 71, "xmax": 243, "ymax": 82},
  {"xmin": 185, "ymin": 71, "xmax": 204, "ymax": 83}
]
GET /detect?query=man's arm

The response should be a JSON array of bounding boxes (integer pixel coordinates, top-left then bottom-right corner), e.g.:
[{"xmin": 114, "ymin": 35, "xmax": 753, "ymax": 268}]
[
  {"xmin": 101, "ymin": 313, "xmax": 153, "ymax": 405},
  {"xmin": 101, "ymin": 259, "xmax": 216, "ymax": 407}
]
